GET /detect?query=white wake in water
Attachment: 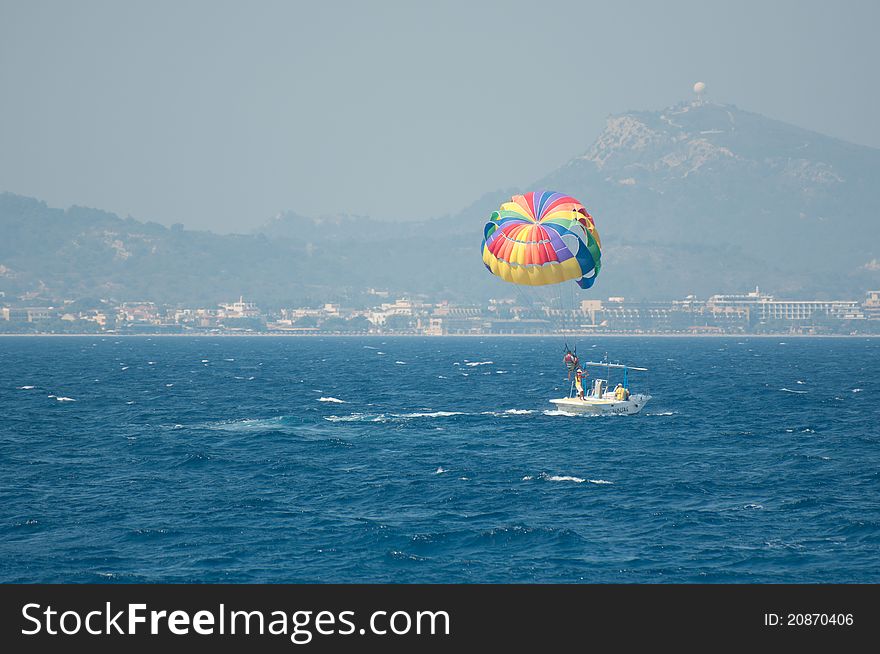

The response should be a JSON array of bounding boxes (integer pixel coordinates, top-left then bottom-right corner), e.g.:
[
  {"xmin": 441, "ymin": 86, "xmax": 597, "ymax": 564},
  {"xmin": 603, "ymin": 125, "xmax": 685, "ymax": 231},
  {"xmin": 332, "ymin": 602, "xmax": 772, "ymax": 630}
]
[
  {"xmin": 324, "ymin": 406, "xmax": 612, "ymax": 423},
  {"xmin": 198, "ymin": 417, "xmax": 286, "ymax": 431},
  {"xmin": 324, "ymin": 413, "xmax": 390, "ymax": 423},
  {"xmin": 393, "ymin": 411, "xmax": 465, "ymax": 418},
  {"xmin": 480, "ymin": 409, "xmax": 535, "ymax": 417},
  {"xmin": 318, "ymin": 397, "xmax": 346, "ymax": 403},
  {"xmin": 542, "ymin": 409, "xmax": 598, "ymax": 417},
  {"xmin": 528, "ymin": 472, "xmax": 614, "ymax": 485},
  {"xmin": 324, "ymin": 410, "xmax": 467, "ymax": 423}
]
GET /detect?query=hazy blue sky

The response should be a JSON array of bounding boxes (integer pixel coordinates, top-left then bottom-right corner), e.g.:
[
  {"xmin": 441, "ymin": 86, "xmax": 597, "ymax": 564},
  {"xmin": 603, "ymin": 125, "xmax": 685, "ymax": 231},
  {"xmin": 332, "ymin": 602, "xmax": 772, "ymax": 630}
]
[{"xmin": 1, "ymin": 0, "xmax": 878, "ymax": 231}]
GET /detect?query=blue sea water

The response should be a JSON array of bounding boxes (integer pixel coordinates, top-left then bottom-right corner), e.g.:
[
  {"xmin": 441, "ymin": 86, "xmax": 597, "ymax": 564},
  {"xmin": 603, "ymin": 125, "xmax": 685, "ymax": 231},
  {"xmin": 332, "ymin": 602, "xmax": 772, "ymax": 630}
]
[{"xmin": 1, "ymin": 336, "xmax": 878, "ymax": 583}]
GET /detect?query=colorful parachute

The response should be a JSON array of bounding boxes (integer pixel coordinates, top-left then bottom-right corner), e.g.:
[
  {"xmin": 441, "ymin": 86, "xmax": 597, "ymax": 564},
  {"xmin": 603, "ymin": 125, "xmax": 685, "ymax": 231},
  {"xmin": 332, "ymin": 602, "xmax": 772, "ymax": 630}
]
[{"xmin": 481, "ymin": 190, "xmax": 601, "ymax": 288}]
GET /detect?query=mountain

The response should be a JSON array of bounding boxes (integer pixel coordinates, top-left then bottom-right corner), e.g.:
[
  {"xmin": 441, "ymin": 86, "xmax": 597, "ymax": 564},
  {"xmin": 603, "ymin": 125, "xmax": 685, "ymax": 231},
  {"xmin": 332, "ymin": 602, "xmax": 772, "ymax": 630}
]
[
  {"xmin": 529, "ymin": 101, "xmax": 880, "ymax": 298},
  {"xmin": 1, "ymin": 100, "xmax": 878, "ymax": 306},
  {"xmin": 0, "ymin": 194, "xmax": 321, "ymax": 307}
]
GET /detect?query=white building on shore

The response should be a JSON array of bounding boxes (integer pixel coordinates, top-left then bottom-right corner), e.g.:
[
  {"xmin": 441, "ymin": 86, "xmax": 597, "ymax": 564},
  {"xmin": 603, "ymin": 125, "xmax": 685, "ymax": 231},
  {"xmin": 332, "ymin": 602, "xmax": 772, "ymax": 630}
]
[{"xmin": 707, "ymin": 287, "xmax": 862, "ymax": 322}]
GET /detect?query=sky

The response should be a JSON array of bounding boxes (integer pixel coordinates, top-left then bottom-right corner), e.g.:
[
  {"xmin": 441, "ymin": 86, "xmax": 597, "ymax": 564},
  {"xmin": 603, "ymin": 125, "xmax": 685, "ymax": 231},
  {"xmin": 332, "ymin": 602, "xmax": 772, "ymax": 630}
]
[{"xmin": 1, "ymin": 0, "xmax": 878, "ymax": 232}]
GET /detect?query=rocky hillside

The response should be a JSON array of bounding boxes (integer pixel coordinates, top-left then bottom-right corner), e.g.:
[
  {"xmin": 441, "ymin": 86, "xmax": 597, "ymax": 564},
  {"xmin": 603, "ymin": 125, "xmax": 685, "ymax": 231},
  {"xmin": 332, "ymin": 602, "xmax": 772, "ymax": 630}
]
[{"xmin": 529, "ymin": 101, "xmax": 880, "ymax": 298}]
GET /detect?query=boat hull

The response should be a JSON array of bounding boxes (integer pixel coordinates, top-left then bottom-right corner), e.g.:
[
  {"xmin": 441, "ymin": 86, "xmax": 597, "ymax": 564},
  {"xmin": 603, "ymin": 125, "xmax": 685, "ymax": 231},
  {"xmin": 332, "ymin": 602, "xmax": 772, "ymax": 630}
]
[{"xmin": 549, "ymin": 394, "xmax": 651, "ymax": 415}]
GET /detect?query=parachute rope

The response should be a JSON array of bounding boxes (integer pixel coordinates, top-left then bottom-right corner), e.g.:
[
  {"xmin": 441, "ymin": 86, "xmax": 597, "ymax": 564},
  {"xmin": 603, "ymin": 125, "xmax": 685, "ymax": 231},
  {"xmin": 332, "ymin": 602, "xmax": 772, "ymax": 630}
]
[{"xmin": 480, "ymin": 190, "xmax": 601, "ymax": 380}]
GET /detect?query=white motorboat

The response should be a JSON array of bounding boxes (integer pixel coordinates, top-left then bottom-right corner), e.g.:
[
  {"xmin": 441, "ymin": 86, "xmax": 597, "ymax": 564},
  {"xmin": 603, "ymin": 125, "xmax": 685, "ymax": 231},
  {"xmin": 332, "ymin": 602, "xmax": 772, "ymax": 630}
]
[{"xmin": 549, "ymin": 359, "xmax": 651, "ymax": 415}]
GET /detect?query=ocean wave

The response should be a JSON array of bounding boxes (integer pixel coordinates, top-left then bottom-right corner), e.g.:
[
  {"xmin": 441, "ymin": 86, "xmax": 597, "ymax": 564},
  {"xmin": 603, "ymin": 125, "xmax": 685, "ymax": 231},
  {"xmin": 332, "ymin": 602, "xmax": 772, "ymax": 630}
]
[
  {"xmin": 51, "ymin": 396, "xmax": 76, "ymax": 402},
  {"xmin": 318, "ymin": 397, "xmax": 346, "ymax": 403},
  {"xmin": 387, "ymin": 550, "xmax": 428, "ymax": 562},
  {"xmin": 199, "ymin": 417, "xmax": 285, "ymax": 431},
  {"xmin": 464, "ymin": 361, "xmax": 493, "ymax": 367},
  {"xmin": 852, "ymin": 388, "xmax": 863, "ymax": 393},
  {"xmin": 647, "ymin": 411, "xmax": 675, "ymax": 416},
  {"xmin": 780, "ymin": 388, "xmax": 807, "ymax": 394},
  {"xmin": 130, "ymin": 528, "xmax": 172, "ymax": 538},
  {"xmin": 324, "ymin": 414, "xmax": 383, "ymax": 423},
  {"xmin": 480, "ymin": 409, "xmax": 535, "ymax": 417},
  {"xmin": 395, "ymin": 361, "xmax": 407, "ymax": 365},
  {"xmin": 12, "ymin": 519, "xmax": 39, "ymax": 528},
  {"xmin": 18, "ymin": 386, "xmax": 35, "ymax": 390},
  {"xmin": 529, "ymin": 472, "xmax": 613, "ymax": 485},
  {"xmin": 435, "ymin": 467, "xmax": 446, "ymax": 474},
  {"xmin": 324, "ymin": 410, "xmax": 466, "ymax": 423},
  {"xmin": 392, "ymin": 411, "xmax": 465, "ymax": 418},
  {"xmin": 474, "ymin": 525, "xmax": 583, "ymax": 546}
]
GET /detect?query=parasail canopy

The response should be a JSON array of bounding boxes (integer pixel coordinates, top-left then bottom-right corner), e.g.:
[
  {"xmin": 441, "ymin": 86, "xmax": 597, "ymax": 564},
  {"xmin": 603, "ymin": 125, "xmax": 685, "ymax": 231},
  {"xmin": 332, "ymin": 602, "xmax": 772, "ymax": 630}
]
[{"xmin": 481, "ymin": 190, "xmax": 601, "ymax": 288}]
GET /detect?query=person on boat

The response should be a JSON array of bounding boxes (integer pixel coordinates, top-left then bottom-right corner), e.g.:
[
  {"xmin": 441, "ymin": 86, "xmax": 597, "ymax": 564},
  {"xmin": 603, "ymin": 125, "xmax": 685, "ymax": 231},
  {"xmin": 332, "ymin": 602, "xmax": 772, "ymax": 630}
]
[
  {"xmin": 575, "ymin": 368, "xmax": 586, "ymax": 399},
  {"xmin": 614, "ymin": 383, "xmax": 626, "ymax": 401},
  {"xmin": 563, "ymin": 350, "xmax": 579, "ymax": 379}
]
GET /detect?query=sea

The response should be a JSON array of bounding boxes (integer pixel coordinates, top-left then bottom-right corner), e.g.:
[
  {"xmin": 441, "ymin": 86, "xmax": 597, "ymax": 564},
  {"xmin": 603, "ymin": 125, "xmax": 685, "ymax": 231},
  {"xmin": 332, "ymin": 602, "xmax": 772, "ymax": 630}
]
[{"xmin": 1, "ymin": 335, "xmax": 878, "ymax": 583}]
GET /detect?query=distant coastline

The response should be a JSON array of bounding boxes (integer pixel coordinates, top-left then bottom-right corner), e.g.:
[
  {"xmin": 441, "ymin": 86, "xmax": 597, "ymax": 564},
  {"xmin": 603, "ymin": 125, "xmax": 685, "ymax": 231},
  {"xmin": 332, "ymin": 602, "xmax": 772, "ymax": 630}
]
[{"xmin": 1, "ymin": 332, "xmax": 876, "ymax": 338}]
